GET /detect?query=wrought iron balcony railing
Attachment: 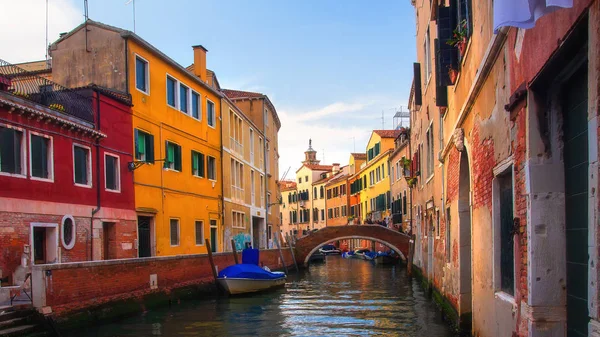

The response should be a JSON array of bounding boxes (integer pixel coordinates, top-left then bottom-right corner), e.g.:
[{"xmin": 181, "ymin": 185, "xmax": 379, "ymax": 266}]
[{"xmin": 0, "ymin": 59, "xmax": 94, "ymax": 123}]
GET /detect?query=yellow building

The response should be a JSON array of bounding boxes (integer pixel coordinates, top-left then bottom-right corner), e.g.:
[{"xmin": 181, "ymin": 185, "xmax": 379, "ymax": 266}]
[
  {"xmin": 279, "ymin": 181, "xmax": 298, "ymax": 242},
  {"xmin": 221, "ymin": 95, "xmax": 267, "ymax": 251},
  {"xmin": 222, "ymin": 90, "xmax": 281, "ymax": 249},
  {"xmin": 356, "ymin": 130, "xmax": 400, "ymax": 222},
  {"xmin": 324, "ymin": 167, "xmax": 349, "ymax": 227},
  {"xmin": 50, "ymin": 20, "xmax": 223, "ymax": 255}
]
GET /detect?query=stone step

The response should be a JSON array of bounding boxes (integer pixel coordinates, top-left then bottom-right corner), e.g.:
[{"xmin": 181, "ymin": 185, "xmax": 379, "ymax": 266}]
[
  {"xmin": 0, "ymin": 311, "xmax": 32, "ymax": 324},
  {"xmin": 0, "ymin": 318, "xmax": 29, "ymax": 330},
  {"xmin": 0, "ymin": 324, "xmax": 37, "ymax": 337}
]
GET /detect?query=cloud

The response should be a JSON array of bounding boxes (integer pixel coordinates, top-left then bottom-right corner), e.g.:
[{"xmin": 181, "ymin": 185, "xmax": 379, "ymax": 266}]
[
  {"xmin": 291, "ymin": 102, "xmax": 366, "ymax": 122},
  {"xmin": 0, "ymin": 0, "xmax": 82, "ymax": 63}
]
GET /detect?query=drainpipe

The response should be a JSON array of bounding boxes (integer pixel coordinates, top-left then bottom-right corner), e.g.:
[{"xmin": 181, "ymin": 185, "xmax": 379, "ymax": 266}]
[
  {"xmin": 91, "ymin": 90, "xmax": 102, "ymax": 261},
  {"xmin": 262, "ymin": 99, "xmax": 267, "ymax": 249},
  {"xmin": 219, "ymin": 98, "xmax": 225, "ymax": 251}
]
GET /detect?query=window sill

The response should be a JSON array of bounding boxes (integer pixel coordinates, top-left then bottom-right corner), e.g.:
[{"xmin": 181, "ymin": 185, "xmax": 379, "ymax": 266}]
[
  {"xmin": 135, "ymin": 87, "xmax": 149, "ymax": 96},
  {"xmin": 208, "ymin": 124, "xmax": 216, "ymax": 129},
  {"xmin": 75, "ymin": 183, "xmax": 93, "ymax": 189},
  {"xmin": 105, "ymin": 188, "xmax": 121, "ymax": 194},
  {"xmin": 195, "ymin": 243, "xmax": 205, "ymax": 246},
  {"xmin": 193, "ymin": 175, "xmax": 205, "ymax": 179},
  {"xmin": 0, "ymin": 172, "xmax": 27, "ymax": 179},
  {"xmin": 494, "ymin": 291, "xmax": 517, "ymax": 310},
  {"xmin": 425, "ymin": 174, "xmax": 434, "ymax": 184},
  {"xmin": 31, "ymin": 176, "xmax": 54, "ymax": 183}
]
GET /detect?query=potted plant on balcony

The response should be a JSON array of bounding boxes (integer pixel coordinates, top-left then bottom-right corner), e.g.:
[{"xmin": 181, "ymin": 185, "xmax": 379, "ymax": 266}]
[
  {"xmin": 448, "ymin": 66, "xmax": 458, "ymax": 85},
  {"xmin": 446, "ymin": 20, "xmax": 468, "ymax": 57},
  {"xmin": 406, "ymin": 177, "xmax": 418, "ymax": 188}
]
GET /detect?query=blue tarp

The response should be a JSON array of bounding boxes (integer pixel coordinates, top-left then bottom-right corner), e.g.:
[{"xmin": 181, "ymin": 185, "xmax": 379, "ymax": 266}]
[
  {"xmin": 242, "ymin": 248, "xmax": 259, "ymax": 265},
  {"xmin": 321, "ymin": 244, "xmax": 337, "ymax": 250},
  {"xmin": 218, "ymin": 264, "xmax": 284, "ymax": 280}
]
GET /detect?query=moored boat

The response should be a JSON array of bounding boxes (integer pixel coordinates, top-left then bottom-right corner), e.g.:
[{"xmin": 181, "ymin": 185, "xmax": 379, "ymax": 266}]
[
  {"xmin": 374, "ymin": 251, "xmax": 400, "ymax": 265},
  {"xmin": 217, "ymin": 264, "xmax": 286, "ymax": 295},
  {"xmin": 308, "ymin": 252, "xmax": 326, "ymax": 263},
  {"xmin": 318, "ymin": 244, "xmax": 341, "ymax": 255}
]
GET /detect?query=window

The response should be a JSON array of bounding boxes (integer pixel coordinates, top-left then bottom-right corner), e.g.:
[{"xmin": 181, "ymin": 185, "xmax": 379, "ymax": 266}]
[
  {"xmin": 305, "ymin": 175, "xmax": 308, "ymax": 181},
  {"xmin": 391, "ymin": 166, "xmax": 395, "ymax": 182},
  {"xmin": 342, "ymin": 206, "xmax": 347, "ymax": 217},
  {"xmin": 260, "ymin": 175, "xmax": 264, "ymax": 206},
  {"xmin": 195, "ymin": 220, "xmax": 204, "ymax": 245},
  {"xmin": 251, "ymin": 170, "xmax": 256, "ymax": 205},
  {"xmin": 328, "ymin": 209, "xmax": 333, "ymax": 219},
  {"xmin": 207, "ymin": 99, "xmax": 215, "ymax": 127},
  {"xmin": 191, "ymin": 151, "xmax": 205, "ymax": 177},
  {"xmin": 446, "ymin": 207, "xmax": 451, "ymax": 262},
  {"xmin": 231, "ymin": 159, "xmax": 244, "ymax": 201},
  {"xmin": 61, "ymin": 215, "xmax": 75, "ymax": 250},
  {"xmin": 266, "ymin": 142, "xmax": 270, "ymax": 174},
  {"xmin": 104, "ymin": 153, "xmax": 120, "ymax": 192},
  {"xmin": 299, "ymin": 177, "xmax": 302, "ymax": 183},
  {"xmin": 0, "ymin": 126, "xmax": 24, "ymax": 175},
  {"xmin": 229, "ymin": 111, "xmax": 243, "ymax": 154},
  {"xmin": 258, "ymin": 137, "xmax": 264, "ymax": 168},
  {"xmin": 436, "ymin": 209, "xmax": 440, "ymax": 237},
  {"xmin": 73, "ymin": 145, "xmax": 91, "ymax": 187},
  {"xmin": 179, "ymin": 84, "xmax": 189, "ymax": 113},
  {"xmin": 249, "ymin": 129, "xmax": 255, "ymax": 165},
  {"xmin": 424, "ymin": 26, "xmax": 432, "ymax": 84},
  {"xmin": 207, "ymin": 156, "xmax": 216, "ymax": 180},
  {"xmin": 232, "ymin": 211, "xmax": 245, "ymax": 229},
  {"xmin": 327, "ymin": 189, "xmax": 332, "ymax": 199},
  {"xmin": 381, "ymin": 163, "xmax": 385, "ymax": 178},
  {"xmin": 192, "ymin": 92, "xmax": 200, "ymax": 119},
  {"xmin": 135, "ymin": 56, "xmax": 148, "ymax": 93},
  {"xmin": 170, "ymin": 219, "xmax": 180, "ymax": 246},
  {"xmin": 495, "ymin": 170, "xmax": 515, "ymax": 296},
  {"xmin": 165, "ymin": 141, "xmax": 182, "ymax": 171},
  {"xmin": 320, "ymin": 186, "xmax": 324, "ymax": 199},
  {"xmin": 267, "ymin": 193, "xmax": 271, "ymax": 214},
  {"xmin": 427, "ymin": 126, "xmax": 434, "ymax": 178},
  {"xmin": 313, "ymin": 187, "xmax": 317, "ymax": 199},
  {"xmin": 321, "ymin": 209, "xmax": 325, "ymax": 221},
  {"xmin": 166, "ymin": 76, "xmax": 176, "ymax": 107},
  {"xmin": 30, "ymin": 133, "xmax": 52, "ymax": 180},
  {"xmin": 134, "ymin": 129, "xmax": 154, "ymax": 163}
]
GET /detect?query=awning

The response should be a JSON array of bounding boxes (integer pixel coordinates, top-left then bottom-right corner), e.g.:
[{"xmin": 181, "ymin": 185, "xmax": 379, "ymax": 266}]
[{"xmin": 494, "ymin": 0, "xmax": 573, "ymax": 33}]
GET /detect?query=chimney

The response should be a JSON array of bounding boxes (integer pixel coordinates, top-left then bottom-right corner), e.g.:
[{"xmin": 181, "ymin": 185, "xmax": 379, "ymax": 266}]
[
  {"xmin": 192, "ymin": 45, "xmax": 208, "ymax": 83},
  {"xmin": 332, "ymin": 163, "xmax": 340, "ymax": 174}
]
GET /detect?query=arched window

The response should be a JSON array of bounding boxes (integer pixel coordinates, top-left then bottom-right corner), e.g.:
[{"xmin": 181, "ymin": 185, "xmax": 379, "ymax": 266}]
[
  {"xmin": 61, "ymin": 215, "xmax": 76, "ymax": 250},
  {"xmin": 320, "ymin": 186, "xmax": 324, "ymax": 199},
  {"xmin": 313, "ymin": 187, "xmax": 317, "ymax": 199}
]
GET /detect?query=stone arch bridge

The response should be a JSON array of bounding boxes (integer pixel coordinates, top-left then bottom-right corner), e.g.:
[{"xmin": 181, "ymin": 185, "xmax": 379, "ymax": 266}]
[{"xmin": 294, "ymin": 225, "xmax": 411, "ymax": 266}]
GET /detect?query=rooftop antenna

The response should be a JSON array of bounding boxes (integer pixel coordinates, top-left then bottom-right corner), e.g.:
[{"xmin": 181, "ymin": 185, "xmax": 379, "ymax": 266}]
[
  {"xmin": 84, "ymin": 0, "xmax": 89, "ymax": 20},
  {"xmin": 125, "ymin": 0, "xmax": 136, "ymax": 33},
  {"xmin": 45, "ymin": 0, "xmax": 49, "ymax": 68}
]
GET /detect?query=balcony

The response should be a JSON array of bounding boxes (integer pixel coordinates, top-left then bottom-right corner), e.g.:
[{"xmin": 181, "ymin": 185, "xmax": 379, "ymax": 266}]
[
  {"xmin": 0, "ymin": 58, "xmax": 94, "ymax": 124},
  {"xmin": 232, "ymin": 186, "xmax": 244, "ymax": 203},
  {"xmin": 229, "ymin": 137, "xmax": 243, "ymax": 156}
]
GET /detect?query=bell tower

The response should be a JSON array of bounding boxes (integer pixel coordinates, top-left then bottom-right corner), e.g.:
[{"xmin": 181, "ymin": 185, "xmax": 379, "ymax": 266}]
[{"xmin": 302, "ymin": 139, "xmax": 320, "ymax": 165}]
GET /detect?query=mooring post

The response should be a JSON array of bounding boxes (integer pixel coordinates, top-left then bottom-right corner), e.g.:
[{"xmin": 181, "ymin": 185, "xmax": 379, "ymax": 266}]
[
  {"xmin": 407, "ymin": 234, "xmax": 415, "ymax": 276},
  {"xmin": 274, "ymin": 231, "xmax": 288, "ymax": 274},
  {"xmin": 205, "ymin": 239, "xmax": 218, "ymax": 281},
  {"xmin": 231, "ymin": 239, "xmax": 239, "ymax": 265},
  {"xmin": 285, "ymin": 233, "xmax": 299, "ymax": 272}
]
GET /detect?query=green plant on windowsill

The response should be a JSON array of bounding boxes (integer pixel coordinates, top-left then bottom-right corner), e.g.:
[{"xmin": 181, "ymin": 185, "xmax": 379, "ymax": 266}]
[
  {"xmin": 49, "ymin": 103, "xmax": 66, "ymax": 112},
  {"xmin": 446, "ymin": 20, "xmax": 468, "ymax": 57},
  {"xmin": 407, "ymin": 177, "xmax": 418, "ymax": 188}
]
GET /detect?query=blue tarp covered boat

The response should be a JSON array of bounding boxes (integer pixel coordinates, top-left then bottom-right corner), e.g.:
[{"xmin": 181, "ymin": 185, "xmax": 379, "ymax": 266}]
[{"xmin": 217, "ymin": 249, "xmax": 286, "ymax": 295}]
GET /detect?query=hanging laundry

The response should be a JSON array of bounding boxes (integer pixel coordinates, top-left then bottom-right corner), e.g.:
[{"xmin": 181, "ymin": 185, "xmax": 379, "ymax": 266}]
[{"xmin": 493, "ymin": 0, "xmax": 573, "ymax": 33}]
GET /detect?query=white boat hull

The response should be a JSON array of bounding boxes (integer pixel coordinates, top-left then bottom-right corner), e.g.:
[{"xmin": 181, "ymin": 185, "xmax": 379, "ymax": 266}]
[{"xmin": 217, "ymin": 275, "xmax": 286, "ymax": 295}]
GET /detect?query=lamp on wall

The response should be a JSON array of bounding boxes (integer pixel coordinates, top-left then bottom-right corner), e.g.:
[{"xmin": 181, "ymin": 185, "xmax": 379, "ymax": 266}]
[{"xmin": 127, "ymin": 158, "xmax": 169, "ymax": 171}]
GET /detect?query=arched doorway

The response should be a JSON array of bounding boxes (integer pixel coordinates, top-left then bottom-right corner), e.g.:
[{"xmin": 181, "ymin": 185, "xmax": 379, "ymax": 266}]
[{"xmin": 458, "ymin": 148, "xmax": 472, "ymax": 326}]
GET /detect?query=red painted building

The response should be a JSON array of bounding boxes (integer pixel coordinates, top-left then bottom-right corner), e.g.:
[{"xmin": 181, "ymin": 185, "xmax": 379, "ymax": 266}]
[{"xmin": 0, "ymin": 61, "xmax": 136, "ymax": 286}]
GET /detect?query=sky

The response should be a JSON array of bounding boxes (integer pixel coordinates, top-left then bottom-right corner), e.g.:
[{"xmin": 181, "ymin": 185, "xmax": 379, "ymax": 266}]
[{"xmin": 1, "ymin": 0, "xmax": 416, "ymax": 178}]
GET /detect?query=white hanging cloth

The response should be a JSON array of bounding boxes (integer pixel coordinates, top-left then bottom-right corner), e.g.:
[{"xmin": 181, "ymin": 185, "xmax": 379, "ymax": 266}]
[{"xmin": 494, "ymin": 0, "xmax": 573, "ymax": 33}]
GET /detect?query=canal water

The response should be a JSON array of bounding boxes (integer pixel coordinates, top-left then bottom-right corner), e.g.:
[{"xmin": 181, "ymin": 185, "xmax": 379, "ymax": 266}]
[{"xmin": 71, "ymin": 256, "xmax": 454, "ymax": 336}]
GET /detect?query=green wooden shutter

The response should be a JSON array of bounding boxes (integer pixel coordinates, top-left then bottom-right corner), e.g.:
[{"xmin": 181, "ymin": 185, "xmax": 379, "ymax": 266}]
[
  {"xmin": 147, "ymin": 134, "xmax": 154, "ymax": 163},
  {"xmin": 134, "ymin": 129, "xmax": 140, "ymax": 160},
  {"xmin": 175, "ymin": 145, "xmax": 182, "ymax": 171},
  {"xmin": 165, "ymin": 142, "xmax": 172, "ymax": 169},
  {"xmin": 192, "ymin": 152, "xmax": 198, "ymax": 175}
]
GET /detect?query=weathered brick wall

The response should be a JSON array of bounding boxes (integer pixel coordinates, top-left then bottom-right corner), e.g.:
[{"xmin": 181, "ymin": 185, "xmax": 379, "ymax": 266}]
[
  {"xmin": 35, "ymin": 249, "xmax": 293, "ymax": 317},
  {"xmin": 471, "ymin": 122, "xmax": 495, "ymax": 210},
  {"xmin": 512, "ymin": 106, "xmax": 529, "ymax": 336},
  {"xmin": 0, "ymin": 212, "xmax": 138, "ymax": 284},
  {"xmin": 446, "ymin": 147, "xmax": 460, "ymax": 203}
]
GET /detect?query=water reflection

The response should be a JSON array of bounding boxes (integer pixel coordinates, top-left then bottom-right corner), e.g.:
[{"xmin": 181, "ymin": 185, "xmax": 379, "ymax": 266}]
[{"xmin": 67, "ymin": 257, "xmax": 454, "ymax": 336}]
